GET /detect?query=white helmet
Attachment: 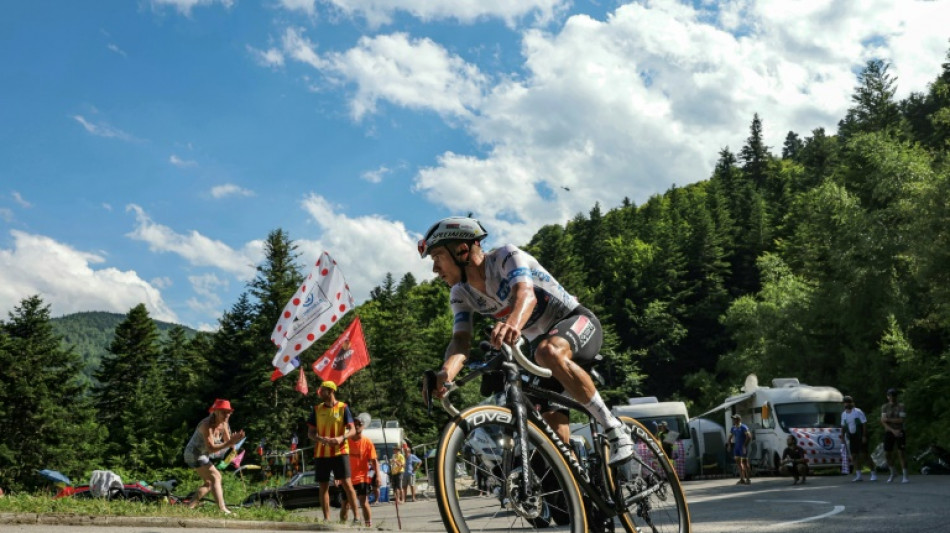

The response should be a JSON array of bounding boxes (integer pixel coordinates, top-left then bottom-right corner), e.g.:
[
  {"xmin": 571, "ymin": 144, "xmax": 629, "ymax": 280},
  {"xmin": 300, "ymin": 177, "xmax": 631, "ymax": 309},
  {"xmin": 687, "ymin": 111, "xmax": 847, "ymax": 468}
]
[{"xmin": 417, "ymin": 216, "xmax": 488, "ymax": 258}]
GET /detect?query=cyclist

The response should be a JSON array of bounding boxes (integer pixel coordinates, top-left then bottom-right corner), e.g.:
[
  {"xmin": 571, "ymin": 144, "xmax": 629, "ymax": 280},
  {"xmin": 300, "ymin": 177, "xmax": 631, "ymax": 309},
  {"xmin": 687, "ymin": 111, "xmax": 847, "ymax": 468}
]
[{"xmin": 420, "ymin": 216, "xmax": 634, "ymax": 465}]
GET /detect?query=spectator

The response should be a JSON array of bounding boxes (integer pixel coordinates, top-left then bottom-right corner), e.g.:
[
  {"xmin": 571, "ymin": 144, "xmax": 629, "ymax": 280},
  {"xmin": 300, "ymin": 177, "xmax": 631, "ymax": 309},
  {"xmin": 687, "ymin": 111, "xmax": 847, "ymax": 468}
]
[
  {"xmin": 376, "ymin": 456, "xmax": 389, "ymax": 504},
  {"xmin": 841, "ymin": 395, "xmax": 874, "ymax": 482},
  {"xmin": 727, "ymin": 414, "xmax": 752, "ymax": 485},
  {"xmin": 881, "ymin": 388, "xmax": 909, "ymax": 484},
  {"xmin": 307, "ymin": 380, "xmax": 360, "ymax": 523},
  {"xmin": 403, "ymin": 443, "xmax": 423, "ymax": 502},
  {"xmin": 391, "ymin": 447, "xmax": 406, "ymax": 503},
  {"xmin": 341, "ymin": 413, "xmax": 379, "ymax": 527},
  {"xmin": 656, "ymin": 421, "xmax": 674, "ymax": 458},
  {"xmin": 780, "ymin": 435, "xmax": 808, "ymax": 485},
  {"xmin": 182, "ymin": 399, "xmax": 245, "ymax": 514}
]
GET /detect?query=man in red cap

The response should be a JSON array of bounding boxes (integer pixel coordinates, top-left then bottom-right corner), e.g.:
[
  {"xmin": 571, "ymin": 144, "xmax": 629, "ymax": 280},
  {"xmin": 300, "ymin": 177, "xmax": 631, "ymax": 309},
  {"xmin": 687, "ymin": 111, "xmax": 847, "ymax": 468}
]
[
  {"xmin": 182, "ymin": 399, "xmax": 245, "ymax": 514},
  {"xmin": 308, "ymin": 381, "xmax": 359, "ymax": 523}
]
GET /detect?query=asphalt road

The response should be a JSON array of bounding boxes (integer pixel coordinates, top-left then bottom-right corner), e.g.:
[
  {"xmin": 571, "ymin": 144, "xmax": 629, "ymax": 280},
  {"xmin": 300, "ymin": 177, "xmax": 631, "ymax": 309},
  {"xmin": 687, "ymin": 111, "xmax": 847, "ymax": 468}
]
[{"xmin": 2, "ymin": 474, "xmax": 948, "ymax": 532}]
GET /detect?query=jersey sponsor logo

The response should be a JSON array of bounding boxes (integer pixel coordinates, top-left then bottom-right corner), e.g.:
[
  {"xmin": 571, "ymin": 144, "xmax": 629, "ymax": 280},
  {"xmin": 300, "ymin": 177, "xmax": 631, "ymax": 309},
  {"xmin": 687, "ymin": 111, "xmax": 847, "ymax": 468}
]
[
  {"xmin": 530, "ymin": 268, "xmax": 552, "ymax": 283},
  {"xmin": 496, "ymin": 279, "xmax": 511, "ymax": 300},
  {"xmin": 501, "ymin": 251, "xmax": 517, "ymax": 269},
  {"xmin": 454, "ymin": 311, "xmax": 471, "ymax": 324},
  {"xmin": 506, "ymin": 266, "xmax": 530, "ymax": 281},
  {"xmin": 571, "ymin": 315, "xmax": 594, "ymax": 347}
]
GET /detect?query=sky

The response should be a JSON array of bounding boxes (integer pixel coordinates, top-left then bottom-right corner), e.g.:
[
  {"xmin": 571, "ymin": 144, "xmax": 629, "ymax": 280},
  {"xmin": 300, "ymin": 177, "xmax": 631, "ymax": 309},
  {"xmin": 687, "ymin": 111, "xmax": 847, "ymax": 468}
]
[{"xmin": 1, "ymin": 0, "xmax": 948, "ymax": 331}]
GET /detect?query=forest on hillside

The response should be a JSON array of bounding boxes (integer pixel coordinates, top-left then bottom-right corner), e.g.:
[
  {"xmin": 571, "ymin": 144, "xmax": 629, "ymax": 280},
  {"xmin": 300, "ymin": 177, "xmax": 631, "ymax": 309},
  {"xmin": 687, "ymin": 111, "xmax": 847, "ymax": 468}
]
[
  {"xmin": 49, "ymin": 311, "xmax": 196, "ymax": 387},
  {"xmin": 2, "ymin": 51, "xmax": 950, "ymax": 491}
]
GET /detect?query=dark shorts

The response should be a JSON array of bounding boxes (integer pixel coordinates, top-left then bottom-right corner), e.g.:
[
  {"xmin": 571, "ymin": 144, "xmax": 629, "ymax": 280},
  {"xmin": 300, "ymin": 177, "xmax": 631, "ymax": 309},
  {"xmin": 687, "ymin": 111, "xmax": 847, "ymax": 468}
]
[
  {"xmin": 847, "ymin": 434, "xmax": 868, "ymax": 455},
  {"xmin": 314, "ymin": 455, "xmax": 351, "ymax": 483},
  {"xmin": 353, "ymin": 482, "xmax": 371, "ymax": 496},
  {"xmin": 884, "ymin": 431, "xmax": 906, "ymax": 452},
  {"xmin": 529, "ymin": 306, "xmax": 603, "ymax": 415},
  {"xmin": 402, "ymin": 472, "xmax": 414, "ymax": 489}
]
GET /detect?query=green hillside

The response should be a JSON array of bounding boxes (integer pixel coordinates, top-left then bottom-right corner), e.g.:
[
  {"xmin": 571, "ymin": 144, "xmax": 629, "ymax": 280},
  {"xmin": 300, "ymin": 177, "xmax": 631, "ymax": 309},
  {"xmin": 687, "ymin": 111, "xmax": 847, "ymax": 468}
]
[{"xmin": 51, "ymin": 311, "xmax": 198, "ymax": 385}]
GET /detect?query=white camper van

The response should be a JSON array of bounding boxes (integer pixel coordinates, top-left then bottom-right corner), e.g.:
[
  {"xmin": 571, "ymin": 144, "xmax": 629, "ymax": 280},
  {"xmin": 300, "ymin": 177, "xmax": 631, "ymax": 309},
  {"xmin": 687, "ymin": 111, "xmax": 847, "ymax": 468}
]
[
  {"xmin": 362, "ymin": 418, "xmax": 406, "ymax": 462},
  {"xmin": 704, "ymin": 374, "xmax": 844, "ymax": 472},
  {"xmin": 612, "ymin": 397, "xmax": 699, "ymax": 479}
]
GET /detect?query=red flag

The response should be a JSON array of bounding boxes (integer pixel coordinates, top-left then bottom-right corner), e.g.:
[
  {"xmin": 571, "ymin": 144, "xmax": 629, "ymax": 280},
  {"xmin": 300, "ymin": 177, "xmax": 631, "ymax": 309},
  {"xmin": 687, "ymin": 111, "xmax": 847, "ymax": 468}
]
[
  {"xmin": 295, "ymin": 366, "xmax": 309, "ymax": 396},
  {"xmin": 312, "ymin": 316, "xmax": 370, "ymax": 386}
]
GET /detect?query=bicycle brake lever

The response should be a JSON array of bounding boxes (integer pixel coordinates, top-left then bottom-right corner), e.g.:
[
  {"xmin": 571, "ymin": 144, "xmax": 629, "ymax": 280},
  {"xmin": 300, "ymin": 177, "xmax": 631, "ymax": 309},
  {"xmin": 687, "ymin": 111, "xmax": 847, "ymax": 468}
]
[{"xmin": 422, "ymin": 370, "xmax": 437, "ymax": 415}]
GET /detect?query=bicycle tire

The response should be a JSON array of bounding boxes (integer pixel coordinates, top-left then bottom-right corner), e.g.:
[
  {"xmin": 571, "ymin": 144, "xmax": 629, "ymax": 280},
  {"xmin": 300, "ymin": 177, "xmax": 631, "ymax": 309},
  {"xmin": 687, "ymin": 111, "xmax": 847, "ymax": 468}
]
[
  {"xmin": 435, "ymin": 405, "xmax": 587, "ymax": 533},
  {"xmin": 610, "ymin": 416, "xmax": 690, "ymax": 533}
]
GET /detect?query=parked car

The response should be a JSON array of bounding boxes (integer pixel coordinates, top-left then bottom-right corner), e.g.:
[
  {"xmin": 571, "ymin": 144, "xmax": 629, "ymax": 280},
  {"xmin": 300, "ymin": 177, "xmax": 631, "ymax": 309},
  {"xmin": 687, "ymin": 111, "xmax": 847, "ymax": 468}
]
[{"xmin": 242, "ymin": 471, "xmax": 344, "ymax": 510}]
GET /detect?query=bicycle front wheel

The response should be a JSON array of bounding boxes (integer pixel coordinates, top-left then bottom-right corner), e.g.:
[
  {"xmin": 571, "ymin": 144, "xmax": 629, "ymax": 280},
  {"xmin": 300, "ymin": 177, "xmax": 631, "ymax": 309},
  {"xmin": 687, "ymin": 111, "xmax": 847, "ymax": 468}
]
[
  {"xmin": 610, "ymin": 416, "xmax": 690, "ymax": 533},
  {"xmin": 435, "ymin": 405, "xmax": 587, "ymax": 533}
]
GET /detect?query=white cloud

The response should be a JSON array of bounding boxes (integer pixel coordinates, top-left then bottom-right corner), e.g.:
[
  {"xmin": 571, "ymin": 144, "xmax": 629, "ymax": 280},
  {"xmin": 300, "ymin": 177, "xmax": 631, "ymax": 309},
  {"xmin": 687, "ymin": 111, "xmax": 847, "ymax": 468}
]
[
  {"xmin": 151, "ymin": 276, "xmax": 173, "ymax": 289},
  {"xmin": 361, "ymin": 165, "xmax": 391, "ymax": 183},
  {"xmin": 107, "ymin": 43, "xmax": 127, "ymax": 57},
  {"xmin": 410, "ymin": 0, "xmax": 950, "ymax": 245},
  {"xmin": 247, "ymin": 45, "xmax": 285, "ymax": 68},
  {"xmin": 12, "ymin": 192, "xmax": 31, "ymax": 208},
  {"xmin": 282, "ymin": 0, "xmax": 569, "ymax": 28},
  {"xmin": 125, "ymin": 204, "xmax": 262, "ymax": 279},
  {"xmin": 278, "ymin": 0, "xmax": 317, "ymax": 16},
  {"xmin": 151, "ymin": 0, "xmax": 234, "ymax": 16},
  {"xmin": 0, "ymin": 230, "xmax": 178, "ymax": 322},
  {"xmin": 280, "ymin": 29, "xmax": 488, "ymax": 120},
  {"xmin": 170, "ymin": 154, "xmax": 198, "ymax": 167},
  {"xmin": 72, "ymin": 115, "xmax": 139, "ymax": 142},
  {"xmin": 210, "ymin": 184, "xmax": 255, "ymax": 198},
  {"xmin": 298, "ymin": 194, "xmax": 434, "ymax": 300},
  {"xmin": 0, "ymin": 208, "xmax": 13, "ymax": 223},
  {"xmin": 186, "ymin": 272, "xmax": 228, "ymax": 315}
]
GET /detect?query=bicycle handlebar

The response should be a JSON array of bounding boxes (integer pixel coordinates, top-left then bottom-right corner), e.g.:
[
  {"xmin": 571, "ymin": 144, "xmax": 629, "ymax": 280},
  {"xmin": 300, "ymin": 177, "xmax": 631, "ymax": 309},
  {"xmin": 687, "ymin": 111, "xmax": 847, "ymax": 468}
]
[{"xmin": 502, "ymin": 338, "xmax": 552, "ymax": 379}]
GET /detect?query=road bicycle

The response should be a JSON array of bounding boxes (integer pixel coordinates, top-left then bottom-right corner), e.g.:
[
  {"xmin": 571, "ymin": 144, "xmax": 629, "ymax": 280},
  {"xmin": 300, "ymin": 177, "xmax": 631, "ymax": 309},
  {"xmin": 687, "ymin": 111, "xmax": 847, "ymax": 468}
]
[{"xmin": 423, "ymin": 338, "xmax": 690, "ymax": 533}]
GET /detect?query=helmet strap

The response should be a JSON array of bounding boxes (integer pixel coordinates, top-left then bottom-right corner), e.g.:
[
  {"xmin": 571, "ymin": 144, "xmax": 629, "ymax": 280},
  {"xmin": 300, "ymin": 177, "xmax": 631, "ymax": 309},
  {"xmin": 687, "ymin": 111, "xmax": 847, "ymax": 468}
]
[{"xmin": 449, "ymin": 242, "xmax": 475, "ymax": 283}]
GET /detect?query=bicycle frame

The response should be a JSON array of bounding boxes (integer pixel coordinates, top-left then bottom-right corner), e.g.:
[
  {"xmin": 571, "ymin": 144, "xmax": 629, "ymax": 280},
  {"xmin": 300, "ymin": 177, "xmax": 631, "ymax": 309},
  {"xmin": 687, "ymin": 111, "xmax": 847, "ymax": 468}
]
[{"xmin": 444, "ymin": 350, "xmax": 628, "ymax": 521}]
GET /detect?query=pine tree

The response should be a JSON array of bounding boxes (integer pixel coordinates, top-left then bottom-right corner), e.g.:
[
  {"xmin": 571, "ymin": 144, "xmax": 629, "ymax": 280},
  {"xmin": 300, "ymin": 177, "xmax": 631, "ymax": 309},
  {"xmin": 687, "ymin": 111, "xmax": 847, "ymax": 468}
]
[
  {"xmin": 232, "ymin": 229, "xmax": 307, "ymax": 451},
  {"xmin": 93, "ymin": 303, "xmax": 166, "ymax": 468},
  {"xmin": 781, "ymin": 131, "xmax": 804, "ymax": 160},
  {"xmin": 0, "ymin": 296, "xmax": 103, "ymax": 490},
  {"xmin": 838, "ymin": 59, "xmax": 903, "ymax": 139},
  {"xmin": 739, "ymin": 113, "xmax": 772, "ymax": 188}
]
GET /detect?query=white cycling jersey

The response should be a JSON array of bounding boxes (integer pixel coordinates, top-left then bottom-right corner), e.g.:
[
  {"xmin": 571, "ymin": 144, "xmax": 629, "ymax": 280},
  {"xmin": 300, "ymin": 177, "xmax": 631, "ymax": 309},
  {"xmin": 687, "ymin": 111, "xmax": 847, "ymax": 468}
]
[{"xmin": 450, "ymin": 244, "xmax": 578, "ymax": 341}]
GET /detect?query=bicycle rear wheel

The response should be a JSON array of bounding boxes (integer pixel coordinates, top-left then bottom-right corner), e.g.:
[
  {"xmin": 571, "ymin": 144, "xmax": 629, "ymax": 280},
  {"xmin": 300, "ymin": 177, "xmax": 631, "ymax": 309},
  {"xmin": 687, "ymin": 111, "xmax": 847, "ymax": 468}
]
[
  {"xmin": 435, "ymin": 405, "xmax": 587, "ymax": 533},
  {"xmin": 608, "ymin": 416, "xmax": 690, "ymax": 533}
]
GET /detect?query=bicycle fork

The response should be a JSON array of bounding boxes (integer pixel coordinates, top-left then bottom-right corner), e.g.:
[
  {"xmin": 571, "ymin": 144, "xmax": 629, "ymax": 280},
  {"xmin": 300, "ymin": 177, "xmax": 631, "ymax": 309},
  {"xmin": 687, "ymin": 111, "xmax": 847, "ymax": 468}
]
[{"xmin": 502, "ymin": 361, "xmax": 537, "ymax": 512}]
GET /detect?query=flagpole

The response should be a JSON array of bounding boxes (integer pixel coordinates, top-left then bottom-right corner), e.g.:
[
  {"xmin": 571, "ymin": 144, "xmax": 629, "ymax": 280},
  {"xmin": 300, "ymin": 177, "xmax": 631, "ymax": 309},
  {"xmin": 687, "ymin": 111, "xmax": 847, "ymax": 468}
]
[{"xmin": 366, "ymin": 351, "xmax": 401, "ymax": 528}]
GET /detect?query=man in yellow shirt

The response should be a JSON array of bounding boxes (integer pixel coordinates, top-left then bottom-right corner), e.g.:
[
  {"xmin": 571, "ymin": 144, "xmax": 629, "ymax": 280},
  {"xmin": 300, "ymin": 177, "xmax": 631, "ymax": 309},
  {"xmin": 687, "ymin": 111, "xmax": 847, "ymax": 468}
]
[{"xmin": 307, "ymin": 381, "xmax": 359, "ymax": 522}]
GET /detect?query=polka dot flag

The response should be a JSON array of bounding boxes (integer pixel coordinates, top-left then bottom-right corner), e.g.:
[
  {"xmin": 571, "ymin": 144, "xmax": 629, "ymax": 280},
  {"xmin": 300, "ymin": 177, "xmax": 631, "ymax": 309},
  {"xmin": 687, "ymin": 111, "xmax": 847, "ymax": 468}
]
[{"xmin": 270, "ymin": 251, "xmax": 355, "ymax": 381}]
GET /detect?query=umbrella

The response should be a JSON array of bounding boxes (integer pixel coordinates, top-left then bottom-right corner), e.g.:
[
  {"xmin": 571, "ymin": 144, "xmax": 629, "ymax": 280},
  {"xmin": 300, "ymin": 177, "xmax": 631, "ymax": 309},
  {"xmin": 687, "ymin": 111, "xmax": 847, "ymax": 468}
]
[{"xmin": 37, "ymin": 469, "xmax": 71, "ymax": 486}]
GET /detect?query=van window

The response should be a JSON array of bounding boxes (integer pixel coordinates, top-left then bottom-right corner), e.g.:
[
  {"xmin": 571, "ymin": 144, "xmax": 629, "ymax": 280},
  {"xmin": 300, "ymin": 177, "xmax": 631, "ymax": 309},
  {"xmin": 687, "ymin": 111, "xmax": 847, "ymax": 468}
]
[
  {"xmin": 773, "ymin": 401, "xmax": 843, "ymax": 430},
  {"xmin": 634, "ymin": 416, "xmax": 688, "ymax": 438}
]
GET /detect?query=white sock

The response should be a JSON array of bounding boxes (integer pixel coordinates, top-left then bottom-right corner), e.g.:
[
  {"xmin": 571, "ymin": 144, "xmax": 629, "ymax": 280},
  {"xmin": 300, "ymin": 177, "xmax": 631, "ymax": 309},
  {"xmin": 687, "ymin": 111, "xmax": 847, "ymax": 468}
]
[{"xmin": 585, "ymin": 392, "xmax": 622, "ymax": 430}]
